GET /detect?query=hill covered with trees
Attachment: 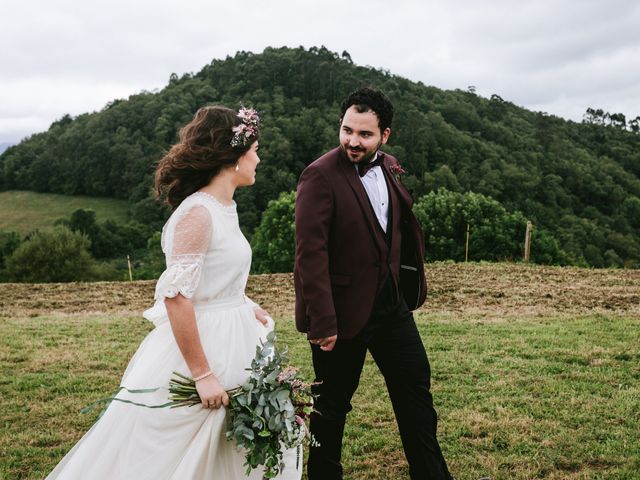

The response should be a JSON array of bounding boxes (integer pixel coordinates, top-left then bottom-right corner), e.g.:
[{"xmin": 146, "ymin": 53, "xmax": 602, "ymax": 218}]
[{"xmin": 1, "ymin": 46, "xmax": 639, "ymax": 270}]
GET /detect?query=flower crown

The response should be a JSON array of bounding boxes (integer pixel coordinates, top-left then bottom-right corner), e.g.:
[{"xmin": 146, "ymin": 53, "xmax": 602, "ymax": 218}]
[{"xmin": 231, "ymin": 107, "xmax": 260, "ymax": 147}]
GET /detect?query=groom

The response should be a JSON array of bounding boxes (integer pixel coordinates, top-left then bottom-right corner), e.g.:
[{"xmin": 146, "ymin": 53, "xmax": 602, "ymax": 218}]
[{"xmin": 294, "ymin": 87, "xmax": 452, "ymax": 479}]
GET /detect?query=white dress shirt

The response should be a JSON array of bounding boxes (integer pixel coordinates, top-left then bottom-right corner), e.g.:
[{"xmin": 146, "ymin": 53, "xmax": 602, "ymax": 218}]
[{"xmin": 356, "ymin": 153, "xmax": 389, "ymax": 233}]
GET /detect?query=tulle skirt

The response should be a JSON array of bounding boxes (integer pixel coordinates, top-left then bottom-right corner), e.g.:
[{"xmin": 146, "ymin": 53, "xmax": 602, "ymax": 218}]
[{"xmin": 46, "ymin": 296, "xmax": 303, "ymax": 480}]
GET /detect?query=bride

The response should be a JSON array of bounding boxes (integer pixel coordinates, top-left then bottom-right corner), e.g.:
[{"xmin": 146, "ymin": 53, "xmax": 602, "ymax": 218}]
[{"xmin": 46, "ymin": 106, "xmax": 302, "ymax": 479}]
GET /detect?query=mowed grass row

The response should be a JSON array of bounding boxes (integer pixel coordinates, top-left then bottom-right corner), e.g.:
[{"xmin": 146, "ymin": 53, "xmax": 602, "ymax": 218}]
[
  {"xmin": 1, "ymin": 313, "xmax": 639, "ymax": 480},
  {"xmin": 0, "ymin": 190, "xmax": 130, "ymax": 234}
]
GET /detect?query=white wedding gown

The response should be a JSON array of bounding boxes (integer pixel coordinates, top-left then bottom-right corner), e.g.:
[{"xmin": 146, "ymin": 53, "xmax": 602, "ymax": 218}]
[{"xmin": 47, "ymin": 191, "xmax": 302, "ymax": 480}]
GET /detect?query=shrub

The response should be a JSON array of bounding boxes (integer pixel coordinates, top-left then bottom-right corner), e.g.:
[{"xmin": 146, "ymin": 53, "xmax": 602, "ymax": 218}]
[
  {"xmin": 5, "ymin": 226, "xmax": 96, "ymax": 282},
  {"xmin": 251, "ymin": 191, "xmax": 295, "ymax": 273},
  {"xmin": 0, "ymin": 230, "xmax": 21, "ymax": 269},
  {"xmin": 413, "ymin": 188, "xmax": 567, "ymax": 264}
]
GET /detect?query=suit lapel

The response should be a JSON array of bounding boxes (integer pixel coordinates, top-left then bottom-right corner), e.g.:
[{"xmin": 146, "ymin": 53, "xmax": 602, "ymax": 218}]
[
  {"xmin": 381, "ymin": 154, "xmax": 413, "ymax": 210},
  {"xmin": 381, "ymin": 157, "xmax": 402, "ymax": 254},
  {"xmin": 337, "ymin": 150, "xmax": 384, "ymax": 254}
]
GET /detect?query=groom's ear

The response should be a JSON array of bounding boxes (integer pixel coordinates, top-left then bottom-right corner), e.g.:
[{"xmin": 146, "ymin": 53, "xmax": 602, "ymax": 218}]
[{"xmin": 381, "ymin": 128, "xmax": 391, "ymax": 144}]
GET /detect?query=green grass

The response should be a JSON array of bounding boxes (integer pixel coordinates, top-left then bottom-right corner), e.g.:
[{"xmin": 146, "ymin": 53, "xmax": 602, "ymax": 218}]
[
  {"xmin": 1, "ymin": 313, "xmax": 638, "ymax": 479},
  {"xmin": 0, "ymin": 190, "xmax": 130, "ymax": 234}
]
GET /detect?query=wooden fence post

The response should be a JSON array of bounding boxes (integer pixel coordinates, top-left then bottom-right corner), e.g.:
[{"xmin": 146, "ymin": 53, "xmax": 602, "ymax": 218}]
[
  {"xmin": 127, "ymin": 255, "xmax": 133, "ymax": 281},
  {"xmin": 465, "ymin": 223, "xmax": 470, "ymax": 262},
  {"xmin": 524, "ymin": 221, "xmax": 532, "ymax": 262}
]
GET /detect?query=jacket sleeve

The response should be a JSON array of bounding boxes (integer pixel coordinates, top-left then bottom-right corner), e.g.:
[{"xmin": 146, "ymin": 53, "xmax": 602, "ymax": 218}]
[{"xmin": 295, "ymin": 165, "xmax": 337, "ymax": 339}]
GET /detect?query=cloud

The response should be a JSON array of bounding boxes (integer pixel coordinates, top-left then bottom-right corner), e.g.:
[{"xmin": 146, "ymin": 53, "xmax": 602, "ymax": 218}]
[{"xmin": 1, "ymin": 0, "xmax": 639, "ymax": 143}]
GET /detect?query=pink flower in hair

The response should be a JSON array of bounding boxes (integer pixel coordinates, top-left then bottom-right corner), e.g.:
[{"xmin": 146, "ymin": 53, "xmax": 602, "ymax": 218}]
[{"xmin": 231, "ymin": 107, "xmax": 260, "ymax": 147}]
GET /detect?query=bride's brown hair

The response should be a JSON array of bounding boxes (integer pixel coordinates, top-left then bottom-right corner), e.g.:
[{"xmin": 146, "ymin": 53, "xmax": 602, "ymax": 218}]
[{"xmin": 154, "ymin": 106, "xmax": 258, "ymax": 209}]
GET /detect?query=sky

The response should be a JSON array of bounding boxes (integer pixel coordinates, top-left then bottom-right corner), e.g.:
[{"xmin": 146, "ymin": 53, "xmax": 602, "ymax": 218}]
[{"xmin": 2, "ymin": 0, "xmax": 640, "ymax": 145}]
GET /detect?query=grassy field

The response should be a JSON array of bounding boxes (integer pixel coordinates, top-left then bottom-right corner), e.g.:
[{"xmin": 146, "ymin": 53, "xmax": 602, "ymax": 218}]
[
  {"xmin": 0, "ymin": 190, "xmax": 130, "ymax": 234},
  {"xmin": 1, "ymin": 263, "xmax": 639, "ymax": 479}
]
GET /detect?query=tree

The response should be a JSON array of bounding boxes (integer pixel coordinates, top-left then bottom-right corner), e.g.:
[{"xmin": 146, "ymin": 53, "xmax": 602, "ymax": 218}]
[
  {"xmin": 69, "ymin": 208, "xmax": 99, "ymax": 237},
  {"xmin": 0, "ymin": 231, "xmax": 21, "ymax": 269},
  {"xmin": 131, "ymin": 231, "xmax": 166, "ymax": 280},
  {"xmin": 622, "ymin": 196, "xmax": 640, "ymax": 229},
  {"xmin": 424, "ymin": 164, "xmax": 462, "ymax": 192},
  {"xmin": 131, "ymin": 197, "xmax": 171, "ymax": 231},
  {"xmin": 583, "ymin": 107, "xmax": 606, "ymax": 125},
  {"xmin": 608, "ymin": 112, "xmax": 626, "ymax": 129},
  {"xmin": 251, "ymin": 191, "xmax": 295, "ymax": 273},
  {"xmin": 60, "ymin": 208, "xmax": 155, "ymax": 259},
  {"xmin": 5, "ymin": 226, "xmax": 96, "ymax": 282}
]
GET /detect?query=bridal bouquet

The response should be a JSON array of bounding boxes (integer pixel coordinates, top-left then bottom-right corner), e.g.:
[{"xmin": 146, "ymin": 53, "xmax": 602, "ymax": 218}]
[
  {"xmin": 168, "ymin": 331, "xmax": 315, "ymax": 477},
  {"xmin": 86, "ymin": 331, "xmax": 316, "ymax": 478}
]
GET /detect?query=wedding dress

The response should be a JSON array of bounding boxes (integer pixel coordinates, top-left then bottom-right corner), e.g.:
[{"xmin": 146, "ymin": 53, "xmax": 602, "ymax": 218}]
[{"xmin": 46, "ymin": 191, "xmax": 302, "ymax": 480}]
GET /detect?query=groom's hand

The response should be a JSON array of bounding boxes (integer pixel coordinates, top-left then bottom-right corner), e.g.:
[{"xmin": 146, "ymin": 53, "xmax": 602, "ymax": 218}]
[{"xmin": 311, "ymin": 335, "xmax": 337, "ymax": 352}]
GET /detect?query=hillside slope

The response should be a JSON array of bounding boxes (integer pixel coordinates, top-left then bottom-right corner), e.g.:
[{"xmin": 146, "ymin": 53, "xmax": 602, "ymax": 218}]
[
  {"xmin": 1, "ymin": 46, "xmax": 638, "ymax": 266},
  {"xmin": 0, "ymin": 190, "xmax": 130, "ymax": 234}
]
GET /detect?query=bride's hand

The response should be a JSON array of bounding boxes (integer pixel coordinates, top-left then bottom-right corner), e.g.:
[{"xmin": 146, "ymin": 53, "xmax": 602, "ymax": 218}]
[
  {"xmin": 195, "ymin": 375, "xmax": 229, "ymax": 409},
  {"xmin": 254, "ymin": 308, "xmax": 272, "ymax": 327}
]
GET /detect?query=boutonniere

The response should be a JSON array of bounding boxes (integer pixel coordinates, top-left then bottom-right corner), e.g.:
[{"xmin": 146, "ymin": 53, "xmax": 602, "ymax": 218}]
[{"xmin": 390, "ymin": 163, "xmax": 406, "ymax": 183}]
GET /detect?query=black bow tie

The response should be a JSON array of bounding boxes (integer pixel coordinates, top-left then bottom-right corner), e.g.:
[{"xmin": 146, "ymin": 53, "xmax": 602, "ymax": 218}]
[{"xmin": 357, "ymin": 156, "xmax": 384, "ymax": 177}]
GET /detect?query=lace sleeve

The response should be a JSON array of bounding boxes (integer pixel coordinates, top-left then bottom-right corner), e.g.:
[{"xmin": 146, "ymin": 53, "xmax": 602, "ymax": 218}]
[{"xmin": 154, "ymin": 204, "xmax": 212, "ymax": 300}]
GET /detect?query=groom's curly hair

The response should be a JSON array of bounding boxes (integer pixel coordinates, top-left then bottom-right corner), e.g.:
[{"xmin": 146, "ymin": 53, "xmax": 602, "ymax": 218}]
[{"xmin": 339, "ymin": 87, "xmax": 394, "ymax": 133}]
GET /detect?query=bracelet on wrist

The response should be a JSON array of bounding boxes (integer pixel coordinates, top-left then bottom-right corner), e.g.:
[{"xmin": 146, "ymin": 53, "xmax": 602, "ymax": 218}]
[{"xmin": 193, "ymin": 370, "xmax": 213, "ymax": 382}]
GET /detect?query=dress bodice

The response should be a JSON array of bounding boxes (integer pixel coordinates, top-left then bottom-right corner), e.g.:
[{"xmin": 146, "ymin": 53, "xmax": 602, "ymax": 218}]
[
  {"xmin": 192, "ymin": 195, "xmax": 252, "ymax": 303},
  {"xmin": 144, "ymin": 192, "xmax": 254, "ymax": 326}
]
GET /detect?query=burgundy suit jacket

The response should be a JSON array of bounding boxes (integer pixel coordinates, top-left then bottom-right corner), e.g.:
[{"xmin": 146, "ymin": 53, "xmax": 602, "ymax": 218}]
[{"xmin": 294, "ymin": 147, "xmax": 427, "ymax": 340}]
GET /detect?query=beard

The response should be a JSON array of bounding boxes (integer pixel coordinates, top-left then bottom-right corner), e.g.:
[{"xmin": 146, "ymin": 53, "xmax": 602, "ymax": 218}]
[{"xmin": 341, "ymin": 141, "xmax": 381, "ymax": 164}]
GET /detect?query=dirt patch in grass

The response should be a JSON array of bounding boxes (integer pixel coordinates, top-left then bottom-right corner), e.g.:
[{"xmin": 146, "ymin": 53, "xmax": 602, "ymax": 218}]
[
  {"xmin": 2, "ymin": 263, "xmax": 638, "ymax": 319},
  {"xmin": 0, "ymin": 281, "xmax": 156, "ymax": 318}
]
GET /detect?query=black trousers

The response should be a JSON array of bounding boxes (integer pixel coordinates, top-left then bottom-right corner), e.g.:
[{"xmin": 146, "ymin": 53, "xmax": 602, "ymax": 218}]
[{"xmin": 307, "ymin": 281, "xmax": 452, "ymax": 480}]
